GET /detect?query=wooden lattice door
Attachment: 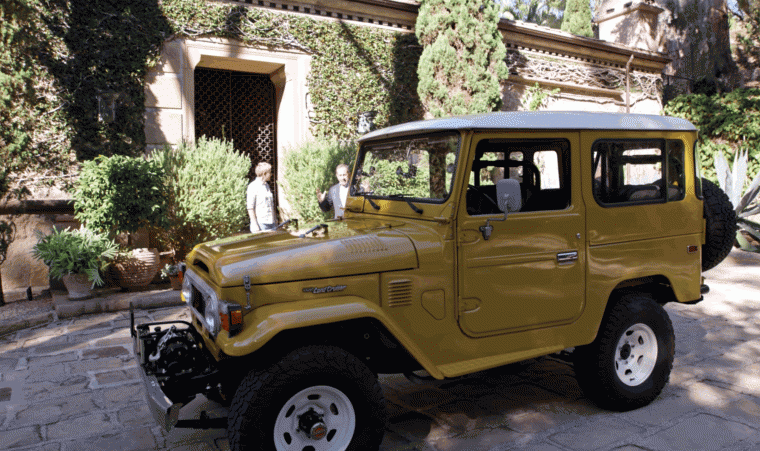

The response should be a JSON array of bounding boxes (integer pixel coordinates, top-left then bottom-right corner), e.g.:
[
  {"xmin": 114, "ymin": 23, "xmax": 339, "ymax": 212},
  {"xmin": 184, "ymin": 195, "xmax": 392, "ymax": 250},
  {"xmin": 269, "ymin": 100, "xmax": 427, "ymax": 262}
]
[{"xmin": 194, "ymin": 67, "xmax": 277, "ymax": 209}]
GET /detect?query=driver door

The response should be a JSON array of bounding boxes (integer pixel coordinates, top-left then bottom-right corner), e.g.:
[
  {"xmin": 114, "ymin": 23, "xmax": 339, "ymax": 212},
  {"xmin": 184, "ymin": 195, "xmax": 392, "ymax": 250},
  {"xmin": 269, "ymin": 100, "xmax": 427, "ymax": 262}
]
[{"xmin": 457, "ymin": 132, "xmax": 586, "ymax": 337}]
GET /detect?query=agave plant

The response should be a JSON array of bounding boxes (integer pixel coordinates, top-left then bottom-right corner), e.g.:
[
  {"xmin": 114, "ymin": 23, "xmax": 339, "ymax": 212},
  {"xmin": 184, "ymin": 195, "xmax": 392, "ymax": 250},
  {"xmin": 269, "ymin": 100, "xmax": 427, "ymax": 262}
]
[{"xmin": 715, "ymin": 149, "xmax": 760, "ymax": 252}]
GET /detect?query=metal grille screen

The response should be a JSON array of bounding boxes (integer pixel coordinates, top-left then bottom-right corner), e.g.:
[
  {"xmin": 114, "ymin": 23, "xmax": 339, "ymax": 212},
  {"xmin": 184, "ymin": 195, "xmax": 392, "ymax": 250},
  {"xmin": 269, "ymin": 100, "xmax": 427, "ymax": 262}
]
[{"xmin": 194, "ymin": 68, "xmax": 277, "ymax": 208}]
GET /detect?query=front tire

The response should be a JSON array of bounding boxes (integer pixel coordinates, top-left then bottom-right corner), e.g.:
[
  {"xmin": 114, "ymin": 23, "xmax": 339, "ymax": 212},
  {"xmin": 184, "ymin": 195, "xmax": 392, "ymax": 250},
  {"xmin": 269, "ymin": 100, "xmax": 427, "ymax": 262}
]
[
  {"xmin": 227, "ymin": 345, "xmax": 387, "ymax": 451},
  {"xmin": 574, "ymin": 294, "xmax": 675, "ymax": 411}
]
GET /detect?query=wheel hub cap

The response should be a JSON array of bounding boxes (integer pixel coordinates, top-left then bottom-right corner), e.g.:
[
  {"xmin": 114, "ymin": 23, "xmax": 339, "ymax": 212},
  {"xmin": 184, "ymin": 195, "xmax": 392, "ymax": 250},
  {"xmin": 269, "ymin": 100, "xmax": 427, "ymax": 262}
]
[
  {"xmin": 298, "ymin": 408, "xmax": 327, "ymax": 440},
  {"xmin": 310, "ymin": 423, "xmax": 327, "ymax": 440}
]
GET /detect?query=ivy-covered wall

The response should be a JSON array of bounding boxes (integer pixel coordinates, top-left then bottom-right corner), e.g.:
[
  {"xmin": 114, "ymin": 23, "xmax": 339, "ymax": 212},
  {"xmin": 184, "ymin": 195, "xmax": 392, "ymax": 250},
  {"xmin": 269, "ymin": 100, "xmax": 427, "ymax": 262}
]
[{"xmin": 1, "ymin": 0, "xmax": 423, "ymax": 196}]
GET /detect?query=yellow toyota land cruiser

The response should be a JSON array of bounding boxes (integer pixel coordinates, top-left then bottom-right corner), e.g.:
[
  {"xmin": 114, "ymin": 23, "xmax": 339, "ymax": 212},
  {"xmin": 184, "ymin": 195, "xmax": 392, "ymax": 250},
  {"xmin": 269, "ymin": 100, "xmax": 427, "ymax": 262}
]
[{"xmin": 132, "ymin": 112, "xmax": 736, "ymax": 451}]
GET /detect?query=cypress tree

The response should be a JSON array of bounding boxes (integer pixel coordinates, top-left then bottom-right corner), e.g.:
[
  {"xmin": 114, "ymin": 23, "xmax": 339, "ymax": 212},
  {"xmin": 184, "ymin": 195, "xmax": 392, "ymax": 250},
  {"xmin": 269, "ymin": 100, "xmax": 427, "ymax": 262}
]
[
  {"xmin": 416, "ymin": 0, "xmax": 509, "ymax": 118},
  {"xmin": 561, "ymin": 0, "xmax": 593, "ymax": 38}
]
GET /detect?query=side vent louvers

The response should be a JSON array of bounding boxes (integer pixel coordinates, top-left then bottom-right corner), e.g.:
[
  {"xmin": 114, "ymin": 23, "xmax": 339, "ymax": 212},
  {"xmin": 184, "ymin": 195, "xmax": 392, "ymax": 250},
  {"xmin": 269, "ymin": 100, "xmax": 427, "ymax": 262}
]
[{"xmin": 387, "ymin": 279, "xmax": 413, "ymax": 307}]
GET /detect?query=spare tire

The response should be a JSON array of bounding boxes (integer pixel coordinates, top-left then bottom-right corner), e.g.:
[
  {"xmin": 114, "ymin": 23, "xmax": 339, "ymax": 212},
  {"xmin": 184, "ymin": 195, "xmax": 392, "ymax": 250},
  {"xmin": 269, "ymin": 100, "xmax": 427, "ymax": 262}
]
[{"xmin": 702, "ymin": 178, "xmax": 737, "ymax": 271}]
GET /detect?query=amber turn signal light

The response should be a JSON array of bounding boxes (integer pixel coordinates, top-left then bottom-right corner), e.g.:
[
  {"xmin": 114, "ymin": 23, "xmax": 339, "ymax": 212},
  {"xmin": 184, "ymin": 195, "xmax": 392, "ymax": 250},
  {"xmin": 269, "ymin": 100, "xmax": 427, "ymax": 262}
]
[{"xmin": 220, "ymin": 304, "xmax": 243, "ymax": 336}]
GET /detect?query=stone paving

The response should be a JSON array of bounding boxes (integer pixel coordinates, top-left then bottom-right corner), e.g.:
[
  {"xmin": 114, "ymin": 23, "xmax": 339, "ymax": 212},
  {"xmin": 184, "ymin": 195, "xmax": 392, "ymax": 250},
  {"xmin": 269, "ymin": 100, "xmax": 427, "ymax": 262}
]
[{"xmin": 0, "ymin": 249, "xmax": 758, "ymax": 450}]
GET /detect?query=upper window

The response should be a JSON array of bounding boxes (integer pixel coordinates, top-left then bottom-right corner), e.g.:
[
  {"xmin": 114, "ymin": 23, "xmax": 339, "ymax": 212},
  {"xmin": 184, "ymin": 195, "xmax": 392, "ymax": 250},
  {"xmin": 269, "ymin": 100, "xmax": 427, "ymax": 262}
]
[
  {"xmin": 467, "ymin": 139, "xmax": 570, "ymax": 215},
  {"xmin": 592, "ymin": 139, "xmax": 685, "ymax": 206}
]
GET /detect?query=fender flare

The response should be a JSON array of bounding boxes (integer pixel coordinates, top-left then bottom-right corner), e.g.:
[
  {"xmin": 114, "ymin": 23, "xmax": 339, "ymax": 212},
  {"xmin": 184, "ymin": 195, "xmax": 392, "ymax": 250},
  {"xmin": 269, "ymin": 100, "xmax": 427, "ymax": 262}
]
[{"xmin": 219, "ymin": 296, "xmax": 444, "ymax": 379}]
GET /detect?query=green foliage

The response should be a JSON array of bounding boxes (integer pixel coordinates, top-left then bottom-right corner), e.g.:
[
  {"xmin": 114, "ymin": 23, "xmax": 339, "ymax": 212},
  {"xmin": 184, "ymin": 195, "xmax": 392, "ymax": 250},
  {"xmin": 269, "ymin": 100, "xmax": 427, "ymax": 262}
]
[
  {"xmin": 523, "ymin": 83, "xmax": 560, "ymax": 111},
  {"xmin": 281, "ymin": 139, "xmax": 356, "ymax": 224},
  {"xmin": 561, "ymin": 0, "xmax": 593, "ymax": 37},
  {"xmin": 150, "ymin": 137, "xmax": 251, "ymax": 261},
  {"xmin": 733, "ymin": 1, "xmax": 760, "ymax": 68},
  {"xmin": 663, "ymin": 88, "xmax": 760, "ymax": 183},
  {"xmin": 0, "ymin": 0, "xmax": 34, "ymax": 175},
  {"xmin": 37, "ymin": 0, "xmax": 172, "ymax": 161},
  {"xmin": 416, "ymin": 0, "xmax": 509, "ymax": 118},
  {"xmin": 714, "ymin": 149, "xmax": 760, "ymax": 253},
  {"xmin": 74, "ymin": 155, "xmax": 168, "ymax": 236},
  {"xmin": 32, "ymin": 228, "xmax": 118, "ymax": 285},
  {"xmin": 499, "ymin": 0, "xmax": 565, "ymax": 28}
]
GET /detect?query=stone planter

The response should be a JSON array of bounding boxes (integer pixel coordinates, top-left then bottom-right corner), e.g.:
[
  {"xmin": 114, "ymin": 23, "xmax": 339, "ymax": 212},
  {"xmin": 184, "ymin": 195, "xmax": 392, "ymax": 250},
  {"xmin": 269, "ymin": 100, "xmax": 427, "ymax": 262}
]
[
  {"xmin": 62, "ymin": 273, "xmax": 93, "ymax": 300},
  {"xmin": 110, "ymin": 248, "xmax": 160, "ymax": 289}
]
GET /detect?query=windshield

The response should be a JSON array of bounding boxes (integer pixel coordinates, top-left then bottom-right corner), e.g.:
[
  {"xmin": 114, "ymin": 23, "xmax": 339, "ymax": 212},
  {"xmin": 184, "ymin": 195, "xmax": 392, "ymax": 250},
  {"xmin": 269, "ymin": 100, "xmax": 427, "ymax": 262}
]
[{"xmin": 353, "ymin": 132, "xmax": 460, "ymax": 203}]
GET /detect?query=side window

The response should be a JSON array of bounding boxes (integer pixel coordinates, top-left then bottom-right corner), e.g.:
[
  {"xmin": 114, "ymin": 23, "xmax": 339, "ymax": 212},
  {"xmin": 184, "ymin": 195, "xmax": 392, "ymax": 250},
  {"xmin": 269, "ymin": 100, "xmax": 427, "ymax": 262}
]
[
  {"xmin": 592, "ymin": 139, "xmax": 685, "ymax": 206},
  {"xmin": 667, "ymin": 141, "xmax": 685, "ymax": 201},
  {"xmin": 467, "ymin": 139, "xmax": 570, "ymax": 215}
]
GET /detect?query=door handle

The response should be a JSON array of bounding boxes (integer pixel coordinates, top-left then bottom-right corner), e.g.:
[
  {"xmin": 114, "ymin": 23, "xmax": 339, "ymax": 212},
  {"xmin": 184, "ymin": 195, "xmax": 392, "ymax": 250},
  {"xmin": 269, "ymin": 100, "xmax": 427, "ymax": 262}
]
[{"xmin": 557, "ymin": 251, "xmax": 578, "ymax": 264}]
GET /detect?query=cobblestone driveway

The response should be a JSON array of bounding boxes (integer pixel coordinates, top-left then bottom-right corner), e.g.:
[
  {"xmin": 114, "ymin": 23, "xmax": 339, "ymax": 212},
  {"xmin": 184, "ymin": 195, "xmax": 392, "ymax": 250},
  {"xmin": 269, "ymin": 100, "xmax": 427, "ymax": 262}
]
[{"xmin": 0, "ymin": 250, "xmax": 758, "ymax": 450}]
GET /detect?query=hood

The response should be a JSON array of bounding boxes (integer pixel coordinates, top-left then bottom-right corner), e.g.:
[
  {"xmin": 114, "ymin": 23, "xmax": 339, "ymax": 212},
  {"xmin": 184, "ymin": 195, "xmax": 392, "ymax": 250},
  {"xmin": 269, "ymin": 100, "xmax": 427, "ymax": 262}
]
[{"xmin": 189, "ymin": 224, "xmax": 418, "ymax": 287}]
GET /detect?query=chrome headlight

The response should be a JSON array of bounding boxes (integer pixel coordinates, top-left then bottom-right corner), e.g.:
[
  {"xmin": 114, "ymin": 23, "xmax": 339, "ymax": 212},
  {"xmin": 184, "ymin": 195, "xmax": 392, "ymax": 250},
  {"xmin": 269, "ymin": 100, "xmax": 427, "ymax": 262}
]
[
  {"xmin": 181, "ymin": 274, "xmax": 192, "ymax": 305},
  {"xmin": 184, "ymin": 268, "xmax": 222, "ymax": 337},
  {"xmin": 204, "ymin": 293, "xmax": 220, "ymax": 335}
]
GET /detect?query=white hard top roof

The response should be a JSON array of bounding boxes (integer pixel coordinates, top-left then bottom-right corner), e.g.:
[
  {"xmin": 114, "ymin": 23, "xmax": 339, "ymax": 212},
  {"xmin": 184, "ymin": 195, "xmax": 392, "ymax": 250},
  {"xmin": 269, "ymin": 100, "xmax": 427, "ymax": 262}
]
[{"xmin": 358, "ymin": 111, "xmax": 696, "ymax": 142}]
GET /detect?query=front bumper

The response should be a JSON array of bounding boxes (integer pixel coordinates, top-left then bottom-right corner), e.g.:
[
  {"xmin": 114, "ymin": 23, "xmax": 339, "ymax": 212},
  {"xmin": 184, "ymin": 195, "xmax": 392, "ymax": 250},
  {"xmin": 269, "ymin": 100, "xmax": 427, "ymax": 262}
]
[{"xmin": 130, "ymin": 304, "xmax": 220, "ymax": 431}]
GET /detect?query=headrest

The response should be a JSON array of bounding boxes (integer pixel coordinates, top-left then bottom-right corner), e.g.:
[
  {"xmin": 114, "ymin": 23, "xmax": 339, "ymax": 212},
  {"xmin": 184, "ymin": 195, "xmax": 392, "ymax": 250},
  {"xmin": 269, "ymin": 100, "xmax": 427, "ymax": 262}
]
[{"xmin": 496, "ymin": 178, "xmax": 522, "ymax": 212}]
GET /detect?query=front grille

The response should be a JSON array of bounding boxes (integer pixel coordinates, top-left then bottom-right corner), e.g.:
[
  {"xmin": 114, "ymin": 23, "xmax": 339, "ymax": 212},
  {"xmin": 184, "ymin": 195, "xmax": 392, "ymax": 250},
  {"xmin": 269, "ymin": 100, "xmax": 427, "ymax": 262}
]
[{"xmin": 191, "ymin": 285, "xmax": 206, "ymax": 318}]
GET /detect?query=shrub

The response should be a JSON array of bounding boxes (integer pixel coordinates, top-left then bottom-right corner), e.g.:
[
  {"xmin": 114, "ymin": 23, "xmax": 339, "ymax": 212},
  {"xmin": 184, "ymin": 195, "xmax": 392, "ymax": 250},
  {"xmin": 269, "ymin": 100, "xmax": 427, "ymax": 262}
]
[
  {"xmin": 415, "ymin": 0, "xmax": 508, "ymax": 117},
  {"xmin": 663, "ymin": 88, "xmax": 760, "ymax": 184},
  {"xmin": 281, "ymin": 139, "xmax": 356, "ymax": 224},
  {"xmin": 74, "ymin": 155, "xmax": 168, "ymax": 237},
  {"xmin": 150, "ymin": 137, "xmax": 251, "ymax": 261},
  {"xmin": 561, "ymin": 0, "xmax": 593, "ymax": 38},
  {"xmin": 32, "ymin": 228, "xmax": 118, "ymax": 285}
]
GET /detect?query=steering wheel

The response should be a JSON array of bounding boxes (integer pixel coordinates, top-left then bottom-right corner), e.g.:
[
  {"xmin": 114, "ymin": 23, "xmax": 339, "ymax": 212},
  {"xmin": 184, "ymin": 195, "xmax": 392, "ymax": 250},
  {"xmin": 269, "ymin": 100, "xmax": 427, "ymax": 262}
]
[{"xmin": 467, "ymin": 184, "xmax": 499, "ymax": 214}]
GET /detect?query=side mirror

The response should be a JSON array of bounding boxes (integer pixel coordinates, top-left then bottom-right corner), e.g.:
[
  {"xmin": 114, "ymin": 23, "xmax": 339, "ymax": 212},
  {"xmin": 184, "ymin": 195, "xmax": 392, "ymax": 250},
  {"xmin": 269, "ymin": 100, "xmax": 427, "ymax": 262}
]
[{"xmin": 480, "ymin": 193, "xmax": 511, "ymax": 240}]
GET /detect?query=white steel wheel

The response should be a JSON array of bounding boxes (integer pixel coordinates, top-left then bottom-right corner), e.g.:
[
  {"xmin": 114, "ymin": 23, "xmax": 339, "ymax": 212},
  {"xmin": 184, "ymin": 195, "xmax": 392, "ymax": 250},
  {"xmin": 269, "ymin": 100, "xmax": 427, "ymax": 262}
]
[
  {"xmin": 573, "ymin": 295, "xmax": 675, "ymax": 411},
  {"xmin": 227, "ymin": 346, "xmax": 387, "ymax": 451},
  {"xmin": 273, "ymin": 385, "xmax": 356, "ymax": 451},
  {"xmin": 614, "ymin": 323, "xmax": 658, "ymax": 387}
]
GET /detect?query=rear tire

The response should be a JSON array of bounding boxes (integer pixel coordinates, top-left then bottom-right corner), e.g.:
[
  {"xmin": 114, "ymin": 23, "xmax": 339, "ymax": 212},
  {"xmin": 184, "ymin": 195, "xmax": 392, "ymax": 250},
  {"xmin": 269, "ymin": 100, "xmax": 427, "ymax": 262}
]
[
  {"xmin": 227, "ymin": 345, "xmax": 387, "ymax": 451},
  {"xmin": 702, "ymin": 178, "xmax": 737, "ymax": 271},
  {"xmin": 574, "ymin": 294, "xmax": 675, "ymax": 411}
]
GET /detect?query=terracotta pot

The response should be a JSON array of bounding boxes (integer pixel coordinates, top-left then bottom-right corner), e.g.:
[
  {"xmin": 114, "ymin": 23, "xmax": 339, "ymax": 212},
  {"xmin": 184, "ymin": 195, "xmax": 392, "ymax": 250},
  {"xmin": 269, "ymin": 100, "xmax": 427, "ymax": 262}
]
[
  {"xmin": 110, "ymin": 248, "xmax": 160, "ymax": 288},
  {"xmin": 169, "ymin": 273, "xmax": 183, "ymax": 290},
  {"xmin": 62, "ymin": 273, "xmax": 93, "ymax": 300}
]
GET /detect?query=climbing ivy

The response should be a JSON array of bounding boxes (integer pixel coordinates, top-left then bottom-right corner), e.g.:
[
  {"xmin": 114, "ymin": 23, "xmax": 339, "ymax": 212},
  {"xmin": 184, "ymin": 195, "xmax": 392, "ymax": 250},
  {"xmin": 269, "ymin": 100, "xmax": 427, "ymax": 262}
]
[
  {"xmin": 664, "ymin": 88, "xmax": 760, "ymax": 183},
  {"xmin": 3, "ymin": 0, "xmax": 424, "ymax": 194},
  {"xmin": 159, "ymin": 0, "xmax": 423, "ymax": 139}
]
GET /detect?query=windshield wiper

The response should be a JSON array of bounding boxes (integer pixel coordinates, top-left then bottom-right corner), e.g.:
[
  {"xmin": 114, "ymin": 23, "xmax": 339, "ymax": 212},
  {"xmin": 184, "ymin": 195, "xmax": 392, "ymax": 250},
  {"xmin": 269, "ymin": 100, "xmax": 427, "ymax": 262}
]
[
  {"xmin": 299, "ymin": 223, "xmax": 328, "ymax": 238},
  {"xmin": 388, "ymin": 194, "xmax": 424, "ymax": 214},
  {"xmin": 354, "ymin": 190, "xmax": 380, "ymax": 210}
]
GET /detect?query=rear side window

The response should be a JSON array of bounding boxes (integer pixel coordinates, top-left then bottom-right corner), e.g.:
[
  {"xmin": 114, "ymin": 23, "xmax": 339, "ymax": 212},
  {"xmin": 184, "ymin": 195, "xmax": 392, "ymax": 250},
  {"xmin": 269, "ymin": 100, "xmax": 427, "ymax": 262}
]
[{"xmin": 592, "ymin": 139, "xmax": 686, "ymax": 206}]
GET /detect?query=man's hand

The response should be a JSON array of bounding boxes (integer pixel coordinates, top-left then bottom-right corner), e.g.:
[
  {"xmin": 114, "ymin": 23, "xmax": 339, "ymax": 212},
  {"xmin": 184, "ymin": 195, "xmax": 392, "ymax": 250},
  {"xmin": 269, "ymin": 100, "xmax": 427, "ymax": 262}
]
[{"xmin": 316, "ymin": 187, "xmax": 327, "ymax": 203}]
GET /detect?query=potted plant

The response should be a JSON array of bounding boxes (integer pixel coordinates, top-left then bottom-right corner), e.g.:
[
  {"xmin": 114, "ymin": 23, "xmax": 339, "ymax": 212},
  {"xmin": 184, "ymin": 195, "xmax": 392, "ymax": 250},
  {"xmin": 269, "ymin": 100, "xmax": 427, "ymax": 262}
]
[
  {"xmin": 32, "ymin": 228, "xmax": 118, "ymax": 299},
  {"xmin": 160, "ymin": 263, "xmax": 183, "ymax": 290},
  {"xmin": 74, "ymin": 155, "xmax": 168, "ymax": 289}
]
